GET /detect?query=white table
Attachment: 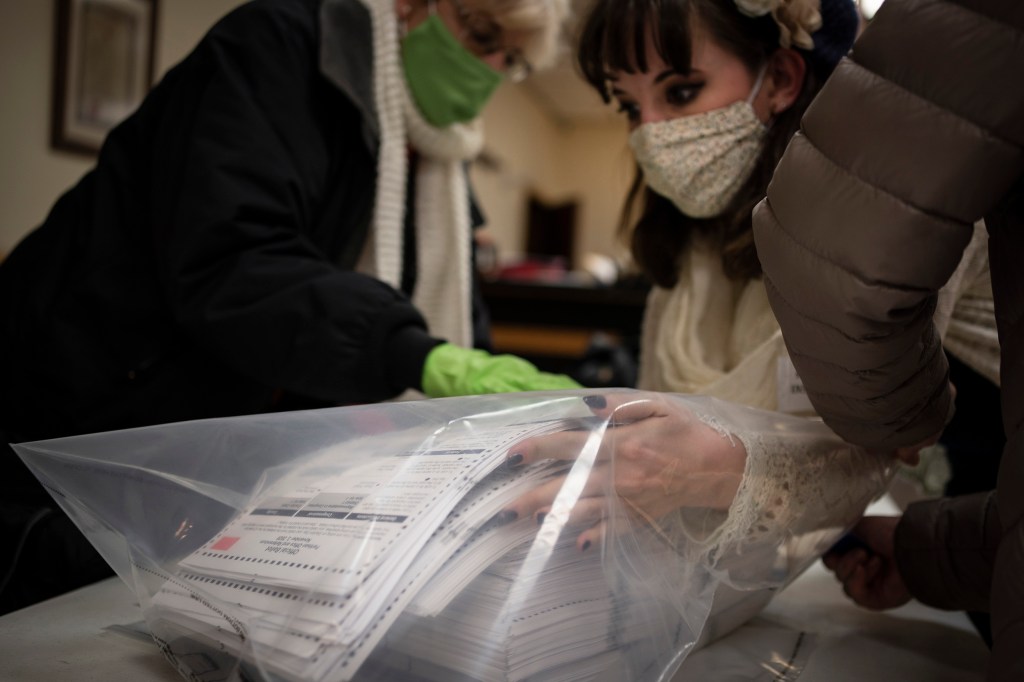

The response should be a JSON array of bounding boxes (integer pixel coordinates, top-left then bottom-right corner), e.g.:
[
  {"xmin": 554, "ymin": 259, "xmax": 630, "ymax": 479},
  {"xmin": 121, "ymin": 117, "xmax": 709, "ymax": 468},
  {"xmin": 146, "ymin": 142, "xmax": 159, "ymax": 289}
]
[
  {"xmin": 676, "ymin": 560, "xmax": 990, "ymax": 681},
  {"xmin": 0, "ymin": 563, "xmax": 990, "ymax": 682},
  {"xmin": 675, "ymin": 493, "xmax": 990, "ymax": 680},
  {"xmin": 0, "ymin": 577, "xmax": 175, "ymax": 682},
  {"xmin": 0, "ymin": 493, "xmax": 990, "ymax": 681}
]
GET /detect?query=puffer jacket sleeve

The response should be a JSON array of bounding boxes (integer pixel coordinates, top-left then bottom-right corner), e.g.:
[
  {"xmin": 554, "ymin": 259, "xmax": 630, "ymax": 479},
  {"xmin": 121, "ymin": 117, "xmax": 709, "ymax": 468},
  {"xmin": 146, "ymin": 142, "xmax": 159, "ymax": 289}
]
[
  {"xmin": 752, "ymin": 0, "xmax": 1024, "ymax": 450},
  {"xmin": 894, "ymin": 491, "xmax": 1002, "ymax": 612}
]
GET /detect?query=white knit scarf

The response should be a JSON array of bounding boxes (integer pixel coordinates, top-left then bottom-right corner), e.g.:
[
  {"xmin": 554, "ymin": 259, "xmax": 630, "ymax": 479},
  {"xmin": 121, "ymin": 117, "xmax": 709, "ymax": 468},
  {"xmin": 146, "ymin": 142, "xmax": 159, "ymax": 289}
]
[
  {"xmin": 637, "ymin": 243, "xmax": 785, "ymax": 410},
  {"xmin": 356, "ymin": 0, "xmax": 484, "ymax": 348}
]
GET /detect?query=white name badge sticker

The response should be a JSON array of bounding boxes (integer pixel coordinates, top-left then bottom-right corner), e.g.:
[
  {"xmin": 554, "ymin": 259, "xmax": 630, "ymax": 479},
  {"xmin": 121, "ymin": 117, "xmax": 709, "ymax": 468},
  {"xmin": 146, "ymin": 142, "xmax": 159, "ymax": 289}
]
[{"xmin": 776, "ymin": 356, "xmax": 815, "ymax": 414}]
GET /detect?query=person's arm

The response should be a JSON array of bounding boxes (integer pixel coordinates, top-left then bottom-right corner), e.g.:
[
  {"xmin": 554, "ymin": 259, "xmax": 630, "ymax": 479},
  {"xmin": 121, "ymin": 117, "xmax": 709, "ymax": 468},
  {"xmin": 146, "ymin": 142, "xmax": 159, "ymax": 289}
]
[
  {"xmin": 752, "ymin": 0, "xmax": 1024, "ymax": 451},
  {"xmin": 145, "ymin": 1, "xmax": 432, "ymax": 405},
  {"xmin": 144, "ymin": 2, "xmax": 578, "ymax": 404},
  {"xmin": 752, "ymin": 0, "xmax": 1024, "ymax": 612},
  {"xmin": 823, "ymin": 491, "xmax": 1002, "ymax": 613},
  {"xmin": 499, "ymin": 392, "xmax": 892, "ymax": 590}
]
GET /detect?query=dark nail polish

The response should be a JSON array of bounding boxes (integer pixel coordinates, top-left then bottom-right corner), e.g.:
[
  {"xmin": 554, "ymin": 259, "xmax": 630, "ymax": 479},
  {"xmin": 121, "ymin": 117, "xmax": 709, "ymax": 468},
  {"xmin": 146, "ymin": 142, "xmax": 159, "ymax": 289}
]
[
  {"xmin": 581, "ymin": 540, "xmax": 591, "ymax": 552},
  {"xmin": 494, "ymin": 510, "xmax": 518, "ymax": 524},
  {"xmin": 507, "ymin": 453, "xmax": 524, "ymax": 468},
  {"xmin": 536, "ymin": 512, "xmax": 546, "ymax": 526},
  {"xmin": 583, "ymin": 395, "xmax": 606, "ymax": 409}
]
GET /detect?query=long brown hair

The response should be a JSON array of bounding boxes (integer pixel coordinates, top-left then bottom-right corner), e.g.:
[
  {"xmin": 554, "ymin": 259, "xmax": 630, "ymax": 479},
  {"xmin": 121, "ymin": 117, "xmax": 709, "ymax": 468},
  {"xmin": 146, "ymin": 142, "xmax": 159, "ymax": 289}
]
[{"xmin": 577, "ymin": 0, "xmax": 822, "ymax": 287}]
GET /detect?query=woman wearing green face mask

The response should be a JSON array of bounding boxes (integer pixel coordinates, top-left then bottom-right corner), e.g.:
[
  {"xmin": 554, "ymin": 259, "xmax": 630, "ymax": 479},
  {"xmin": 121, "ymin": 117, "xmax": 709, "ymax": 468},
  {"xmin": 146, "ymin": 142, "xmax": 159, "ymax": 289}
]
[
  {"xmin": 400, "ymin": 0, "xmax": 533, "ymax": 127},
  {"xmin": 0, "ymin": 0, "xmax": 573, "ymax": 613}
]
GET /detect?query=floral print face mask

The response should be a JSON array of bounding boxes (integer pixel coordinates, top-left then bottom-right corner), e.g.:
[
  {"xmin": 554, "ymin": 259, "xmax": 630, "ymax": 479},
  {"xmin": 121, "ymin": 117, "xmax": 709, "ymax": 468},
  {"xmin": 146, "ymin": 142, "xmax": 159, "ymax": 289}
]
[{"xmin": 628, "ymin": 67, "xmax": 769, "ymax": 219}]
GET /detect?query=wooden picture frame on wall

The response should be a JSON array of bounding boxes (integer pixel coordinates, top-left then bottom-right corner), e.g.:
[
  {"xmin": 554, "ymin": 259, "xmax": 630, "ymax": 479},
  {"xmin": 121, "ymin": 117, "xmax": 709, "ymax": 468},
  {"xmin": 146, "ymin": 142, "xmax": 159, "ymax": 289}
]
[{"xmin": 51, "ymin": 0, "xmax": 158, "ymax": 155}]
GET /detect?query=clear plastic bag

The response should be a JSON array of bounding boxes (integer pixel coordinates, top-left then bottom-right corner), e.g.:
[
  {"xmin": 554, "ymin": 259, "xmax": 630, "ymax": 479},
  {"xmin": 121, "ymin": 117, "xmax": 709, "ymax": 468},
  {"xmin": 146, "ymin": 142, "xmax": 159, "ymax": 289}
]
[{"xmin": 13, "ymin": 390, "xmax": 893, "ymax": 681}]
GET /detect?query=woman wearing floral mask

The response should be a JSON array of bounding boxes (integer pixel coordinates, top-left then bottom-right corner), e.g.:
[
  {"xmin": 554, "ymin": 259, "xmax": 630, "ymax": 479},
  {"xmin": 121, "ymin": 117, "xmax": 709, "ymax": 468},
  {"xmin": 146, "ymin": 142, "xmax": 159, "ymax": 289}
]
[
  {"xmin": 500, "ymin": 0, "xmax": 996, "ymax": 640},
  {"xmin": 569, "ymin": 0, "xmax": 997, "ymax": 534},
  {"xmin": 581, "ymin": 0, "xmax": 860, "ymax": 408},
  {"xmin": 503, "ymin": 0, "xmax": 863, "ymax": 542},
  {"xmin": 0, "ymin": 0, "xmax": 576, "ymax": 613},
  {"xmin": 495, "ymin": 1, "xmax": 884, "ymax": 654}
]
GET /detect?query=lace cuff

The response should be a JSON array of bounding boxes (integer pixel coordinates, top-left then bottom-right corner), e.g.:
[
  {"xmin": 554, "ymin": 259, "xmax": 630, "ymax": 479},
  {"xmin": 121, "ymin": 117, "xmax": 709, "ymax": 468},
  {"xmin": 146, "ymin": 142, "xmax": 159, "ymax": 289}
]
[{"xmin": 667, "ymin": 412, "xmax": 894, "ymax": 589}]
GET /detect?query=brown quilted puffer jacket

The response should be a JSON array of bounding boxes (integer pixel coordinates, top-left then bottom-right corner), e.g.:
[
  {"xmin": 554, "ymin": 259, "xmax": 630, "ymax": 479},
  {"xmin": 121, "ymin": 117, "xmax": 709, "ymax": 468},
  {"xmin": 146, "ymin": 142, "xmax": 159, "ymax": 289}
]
[{"xmin": 752, "ymin": 0, "xmax": 1024, "ymax": 678}]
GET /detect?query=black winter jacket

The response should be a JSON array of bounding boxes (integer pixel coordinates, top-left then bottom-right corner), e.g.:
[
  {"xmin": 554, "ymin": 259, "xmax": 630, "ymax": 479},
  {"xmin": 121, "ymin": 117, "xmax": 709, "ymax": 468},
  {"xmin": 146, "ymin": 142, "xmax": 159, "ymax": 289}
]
[{"xmin": 0, "ymin": 0, "xmax": 485, "ymax": 450}]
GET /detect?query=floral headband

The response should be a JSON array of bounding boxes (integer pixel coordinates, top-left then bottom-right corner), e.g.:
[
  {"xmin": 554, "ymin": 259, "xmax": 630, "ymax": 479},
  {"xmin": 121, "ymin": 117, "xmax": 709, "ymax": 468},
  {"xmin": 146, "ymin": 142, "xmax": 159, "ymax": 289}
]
[{"xmin": 735, "ymin": 0, "xmax": 823, "ymax": 51}]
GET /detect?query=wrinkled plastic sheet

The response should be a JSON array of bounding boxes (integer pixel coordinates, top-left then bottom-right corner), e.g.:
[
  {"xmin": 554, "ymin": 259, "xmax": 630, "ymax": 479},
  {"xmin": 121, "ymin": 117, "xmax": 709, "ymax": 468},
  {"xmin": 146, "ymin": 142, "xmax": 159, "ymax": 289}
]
[{"xmin": 14, "ymin": 390, "xmax": 893, "ymax": 681}]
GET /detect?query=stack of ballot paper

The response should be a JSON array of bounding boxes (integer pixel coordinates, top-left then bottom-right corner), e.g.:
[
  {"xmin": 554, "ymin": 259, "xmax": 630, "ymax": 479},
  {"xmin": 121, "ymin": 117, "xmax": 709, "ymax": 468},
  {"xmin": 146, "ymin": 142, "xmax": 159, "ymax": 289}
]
[
  {"xmin": 145, "ymin": 411, "xmax": 688, "ymax": 682},
  {"xmin": 19, "ymin": 390, "xmax": 891, "ymax": 682},
  {"xmin": 15, "ymin": 391, "xmax": 894, "ymax": 682},
  {"xmin": 376, "ymin": 534, "xmax": 632, "ymax": 682}
]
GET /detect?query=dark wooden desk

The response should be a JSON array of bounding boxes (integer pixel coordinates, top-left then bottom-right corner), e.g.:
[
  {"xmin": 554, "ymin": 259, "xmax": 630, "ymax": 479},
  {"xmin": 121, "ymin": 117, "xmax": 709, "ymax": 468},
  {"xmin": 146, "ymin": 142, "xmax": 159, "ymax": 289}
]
[{"xmin": 480, "ymin": 279, "xmax": 648, "ymax": 382}]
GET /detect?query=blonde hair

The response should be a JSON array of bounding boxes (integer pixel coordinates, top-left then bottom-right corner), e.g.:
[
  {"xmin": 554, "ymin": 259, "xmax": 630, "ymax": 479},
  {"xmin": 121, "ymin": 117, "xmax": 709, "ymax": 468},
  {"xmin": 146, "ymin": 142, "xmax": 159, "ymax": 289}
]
[{"xmin": 471, "ymin": 0, "xmax": 570, "ymax": 70}]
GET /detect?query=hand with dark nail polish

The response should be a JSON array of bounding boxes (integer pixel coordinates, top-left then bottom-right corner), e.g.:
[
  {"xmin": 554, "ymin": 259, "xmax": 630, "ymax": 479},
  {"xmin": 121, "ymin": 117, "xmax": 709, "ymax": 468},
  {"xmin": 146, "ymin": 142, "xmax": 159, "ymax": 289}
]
[{"xmin": 493, "ymin": 509, "xmax": 518, "ymax": 525}]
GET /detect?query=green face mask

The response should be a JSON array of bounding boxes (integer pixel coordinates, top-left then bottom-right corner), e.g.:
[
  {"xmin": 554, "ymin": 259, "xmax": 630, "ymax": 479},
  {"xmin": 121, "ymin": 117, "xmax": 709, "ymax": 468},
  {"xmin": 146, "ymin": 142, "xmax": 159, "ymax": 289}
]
[{"xmin": 401, "ymin": 14, "xmax": 502, "ymax": 127}]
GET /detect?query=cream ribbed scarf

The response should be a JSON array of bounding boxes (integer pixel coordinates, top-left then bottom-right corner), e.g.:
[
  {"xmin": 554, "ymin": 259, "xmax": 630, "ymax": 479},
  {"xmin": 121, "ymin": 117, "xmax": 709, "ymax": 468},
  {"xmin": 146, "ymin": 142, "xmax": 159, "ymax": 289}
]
[
  {"xmin": 637, "ymin": 242, "xmax": 785, "ymax": 410},
  {"xmin": 356, "ymin": 0, "xmax": 484, "ymax": 348}
]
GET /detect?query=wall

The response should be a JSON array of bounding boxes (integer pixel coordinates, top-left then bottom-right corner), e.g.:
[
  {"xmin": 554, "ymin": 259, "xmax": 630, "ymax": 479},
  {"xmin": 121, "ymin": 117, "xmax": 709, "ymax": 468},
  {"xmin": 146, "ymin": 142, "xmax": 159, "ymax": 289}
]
[
  {"xmin": 470, "ymin": 82, "xmax": 631, "ymax": 268},
  {"xmin": 0, "ymin": 0, "xmax": 245, "ymax": 257},
  {"xmin": 469, "ymin": 81, "xmax": 563, "ymax": 264},
  {"xmin": 556, "ymin": 120, "xmax": 633, "ymax": 265},
  {"xmin": 0, "ymin": 0, "xmax": 628, "ymax": 267}
]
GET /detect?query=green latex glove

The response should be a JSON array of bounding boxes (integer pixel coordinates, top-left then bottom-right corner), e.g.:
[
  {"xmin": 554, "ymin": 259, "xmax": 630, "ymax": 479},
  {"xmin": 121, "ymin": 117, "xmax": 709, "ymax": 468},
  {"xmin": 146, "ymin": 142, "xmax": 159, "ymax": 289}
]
[{"xmin": 422, "ymin": 343, "xmax": 581, "ymax": 398}]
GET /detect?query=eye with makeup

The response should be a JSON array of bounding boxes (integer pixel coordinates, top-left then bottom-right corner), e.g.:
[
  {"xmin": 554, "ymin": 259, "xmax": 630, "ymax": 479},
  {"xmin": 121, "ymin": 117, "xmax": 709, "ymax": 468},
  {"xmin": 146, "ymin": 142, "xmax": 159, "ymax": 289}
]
[
  {"xmin": 609, "ymin": 72, "xmax": 706, "ymax": 127},
  {"xmin": 665, "ymin": 80, "xmax": 703, "ymax": 107}
]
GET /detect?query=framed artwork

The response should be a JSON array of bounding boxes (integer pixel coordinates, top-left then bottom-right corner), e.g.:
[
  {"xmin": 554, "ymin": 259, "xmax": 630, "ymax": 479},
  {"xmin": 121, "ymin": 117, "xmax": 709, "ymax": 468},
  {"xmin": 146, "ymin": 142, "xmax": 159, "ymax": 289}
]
[{"xmin": 51, "ymin": 0, "xmax": 158, "ymax": 155}]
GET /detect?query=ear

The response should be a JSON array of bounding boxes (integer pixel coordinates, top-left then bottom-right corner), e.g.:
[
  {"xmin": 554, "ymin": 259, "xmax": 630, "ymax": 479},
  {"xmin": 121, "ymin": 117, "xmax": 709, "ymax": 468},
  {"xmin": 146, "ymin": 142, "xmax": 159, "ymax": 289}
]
[{"xmin": 764, "ymin": 48, "xmax": 807, "ymax": 115}]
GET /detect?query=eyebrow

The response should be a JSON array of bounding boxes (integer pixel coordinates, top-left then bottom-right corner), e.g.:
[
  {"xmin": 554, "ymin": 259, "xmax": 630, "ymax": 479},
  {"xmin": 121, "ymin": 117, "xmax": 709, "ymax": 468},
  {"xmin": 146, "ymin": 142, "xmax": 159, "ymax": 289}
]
[{"xmin": 607, "ymin": 67, "xmax": 700, "ymax": 87}]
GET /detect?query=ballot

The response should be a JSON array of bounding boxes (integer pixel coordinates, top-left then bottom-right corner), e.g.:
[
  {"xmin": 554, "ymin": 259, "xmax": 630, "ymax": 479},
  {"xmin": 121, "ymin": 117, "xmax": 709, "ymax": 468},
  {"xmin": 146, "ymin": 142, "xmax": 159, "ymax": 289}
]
[{"xmin": 13, "ymin": 391, "xmax": 894, "ymax": 682}]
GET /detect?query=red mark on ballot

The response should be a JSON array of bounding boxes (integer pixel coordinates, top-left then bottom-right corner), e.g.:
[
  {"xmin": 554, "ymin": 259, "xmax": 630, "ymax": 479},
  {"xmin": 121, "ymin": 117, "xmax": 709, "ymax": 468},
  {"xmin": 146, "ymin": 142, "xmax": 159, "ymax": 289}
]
[{"xmin": 211, "ymin": 536, "xmax": 241, "ymax": 551}]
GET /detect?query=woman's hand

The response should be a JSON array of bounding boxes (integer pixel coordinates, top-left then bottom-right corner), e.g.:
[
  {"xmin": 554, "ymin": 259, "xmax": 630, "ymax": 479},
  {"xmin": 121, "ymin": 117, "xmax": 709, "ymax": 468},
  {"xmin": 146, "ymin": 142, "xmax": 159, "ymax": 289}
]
[{"xmin": 499, "ymin": 393, "xmax": 747, "ymax": 551}]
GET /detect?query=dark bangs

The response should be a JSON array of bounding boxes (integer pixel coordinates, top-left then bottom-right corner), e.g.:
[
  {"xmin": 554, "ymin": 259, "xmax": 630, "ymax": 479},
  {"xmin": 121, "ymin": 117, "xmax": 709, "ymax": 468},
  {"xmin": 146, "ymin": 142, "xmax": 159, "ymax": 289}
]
[{"xmin": 576, "ymin": 0, "xmax": 696, "ymax": 103}]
